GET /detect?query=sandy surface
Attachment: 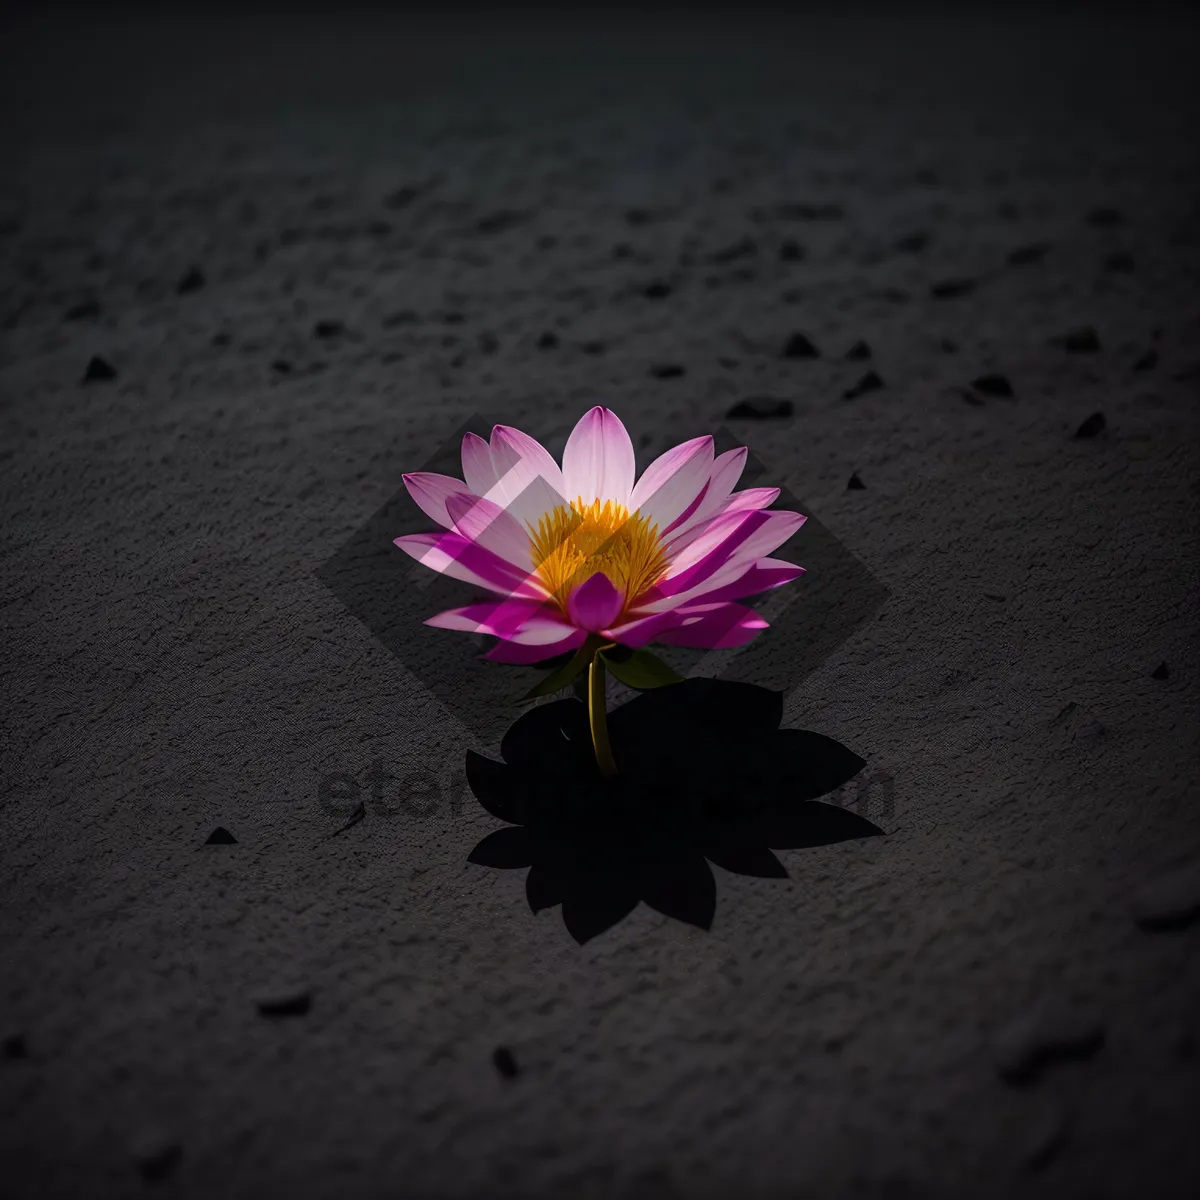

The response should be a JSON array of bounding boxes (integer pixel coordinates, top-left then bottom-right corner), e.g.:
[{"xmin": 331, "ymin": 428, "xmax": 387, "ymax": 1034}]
[{"xmin": 2, "ymin": 6, "xmax": 1199, "ymax": 1197}]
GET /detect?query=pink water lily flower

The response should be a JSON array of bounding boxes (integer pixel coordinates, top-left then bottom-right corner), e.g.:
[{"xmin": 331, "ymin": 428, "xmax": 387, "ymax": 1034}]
[{"xmin": 395, "ymin": 407, "xmax": 805, "ymax": 775}]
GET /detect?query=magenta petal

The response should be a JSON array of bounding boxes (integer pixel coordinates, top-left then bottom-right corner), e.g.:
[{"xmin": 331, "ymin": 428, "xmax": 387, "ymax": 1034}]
[
  {"xmin": 483, "ymin": 630, "xmax": 587, "ymax": 663},
  {"xmin": 562, "ymin": 406, "xmax": 636, "ymax": 506},
  {"xmin": 393, "ymin": 531, "xmax": 544, "ymax": 598},
  {"xmin": 628, "ymin": 435, "xmax": 714, "ymax": 531},
  {"xmin": 664, "ymin": 446, "xmax": 748, "ymax": 540},
  {"xmin": 721, "ymin": 486, "xmax": 780, "ymax": 514},
  {"xmin": 566, "ymin": 572, "xmax": 624, "ymax": 632},
  {"xmin": 425, "ymin": 597, "xmax": 552, "ymax": 638},
  {"xmin": 461, "ymin": 431, "xmax": 497, "ymax": 496},
  {"xmin": 655, "ymin": 603, "xmax": 769, "ymax": 649},
  {"xmin": 444, "ymin": 491, "xmax": 535, "ymax": 572},
  {"xmin": 402, "ymin": 471, "xmax": 475, "ymax": 530}
]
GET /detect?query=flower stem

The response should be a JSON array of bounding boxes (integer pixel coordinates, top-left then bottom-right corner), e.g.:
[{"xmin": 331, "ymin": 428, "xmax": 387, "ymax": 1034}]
[{"xmin": 588, "ymin": 645, "xmax": 618, "ymax": 778}]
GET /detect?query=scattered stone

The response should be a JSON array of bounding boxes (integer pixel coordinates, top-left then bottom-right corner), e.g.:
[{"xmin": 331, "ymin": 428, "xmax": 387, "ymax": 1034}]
[
  {"xmin": 204, "ymin": 826, "xmax": 237, "ymax": 844},
  {"xmin": 384, "ymin": 185, "xmax": 421, "ymax": 210},
  {"xmin": 845, "ymin": 340, "xmax": 871, "ymax": 361},
  {"xmin": 778, "ymin": 239, "xmax": 805, "ymax": 262},
  {"xmin": 931, "ymin": 278, "xmax": 976, "ymax": 299},
  {"xmin": 1073, "ymin": 412, "xmax": 1106, "ymax": 439},
  {"xmin": 1017, "ymin": 1102, "xmax": 1070, "ymax": 1172},
  {"xmin": 3, "ymin": 1032, "xmax": 27, "ymax": 1059},
  {"xmin": 993, "ymin": 1003, "xmax": 1106, "ymax": 1083},
  {"xmin": 642, "ymin": 280, "xmax": 673, "ymax": 300},
  {"xmin": 1104, "ymin": 251, "xmax": 1135, "ymax": 273},
  {"xmin": 1058, "ymin": 326, "xmax": 1100, "ymax": 353},
  {"xmin": 847, "ymin": 473, "xmax": 866, "ymax": 491},
  {"xmin": 611, "ymin": 243, "xmax": 634, "ymax": 261},
  {"xmin": 971, "ymin": 373, "xmax": 1014, "ymax": 398},
  {"xmin": 536, "ymin": 331, "xmax": 559, "ymax": 350},
  {"xmin": 475, "ymin": 210, "xmax": 528, "ymax": 235},
  {"xmin": 211, "ymin": 332, "xmax": 232, "ymax": 347},
  {"xmin": 774, "ymin": 202, "xmax": 844, "ymax": 221},
  {"xmin": 176, "ymin": 267, "xmax": 205, "ymax": 294},
  {"xmin": 1150, "ymin": 661, "xmax": 1169, "ymax": 680},
  {"xmin": 581, "ymin": 340, "xmax": 606, "ymax": 355},
  {"xmin": 709, "ymin": 236, "xmax": 756, "ymax": 264},
  {"xmin": 64, "ymin": 299, "xmax": 100, "ymax": 321},
  {"xmin": 843, "ymin": 371, "xmax": 884, "ymax": 400},
  {"xmin": 782, "ymin": 331, "xmax": 820, "ymax": 359},
  {"xmin": 331, "ymin": 802, "xmax": 365, "ymax": 837},
  {"xmin": 1087, "ymin": 206, "xmax": 1124, "ymax": 227},
  {"xmin": 365, "ymin": 220, "xmax": 392, "ymax": 238},
  {"xmin": 940, "ymin": 338, "xmax": 959, "ymax": 354},
  {"xmin": 896, "ymin": 231, "xmax": 930, "ymax": 253},
  {"xmin": 130, "ymin": 1129, "xmax": 182, "ymax": 1180},
  {"xmin": 649, "ymin": 364, "xmax": 685, "ymax": 379},
  {"xmin": 82, "ymin": 355, "xmax": 116, "ymax": 383},
  {"xmin": 1133, "ymin": 349, "xmax": 1157, "ymax": 372},
  {"xmin": 271, "ymin": 360, "xmax": 292, "ymax": 375},
  {"xmin": 1130, "ymin": 861, "xmax": 1200, "ymax": 931},
  {"xmin": 1007, "ymin": 243, "xmax": 1049, "ymax": 266},
  {"xmin": 492, "ymin": 1046, "xmax": 519, "ymax": 1079},
  {"xmin": 254, "ymin": 986, "xmax": 312, "ymax": 1018},
  {"xmin": 382, "ymin": 310, "xmax": 418, "ymax": 327},
  {"xmin": 725, "ymin": 397, "xmax": 794, "ymax": 420},
  {"xmin": 313, "ymin": 319, "xmax": 344, "ymax": 338},
  {"xmin": 441, "ymin": 311, "xmax": 465, "ymax": 325}
]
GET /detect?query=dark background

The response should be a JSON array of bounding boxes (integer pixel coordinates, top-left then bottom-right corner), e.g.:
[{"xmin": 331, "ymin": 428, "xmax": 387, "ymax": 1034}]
[{"xmin": 2, "ymin": 2, "xmax": 1198, "ymax": 1197}]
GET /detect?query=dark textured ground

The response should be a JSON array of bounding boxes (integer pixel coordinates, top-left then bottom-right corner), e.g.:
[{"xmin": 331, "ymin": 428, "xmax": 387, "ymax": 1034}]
[{"xmin": 2, "ymin": 5, "xmax": 1199, "ymax": 1198}]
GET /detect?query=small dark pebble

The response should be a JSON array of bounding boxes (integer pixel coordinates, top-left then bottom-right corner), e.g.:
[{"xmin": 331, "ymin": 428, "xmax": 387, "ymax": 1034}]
[
  {"xmin": 1073, "ymin": 412, "xmax": 1106, "ymax": 439},
  {"xmin": 254, "ymin": 987, "xmax": 312, "ymax": 1017},
  {"xmin": 1150, "ymin": 661, "xmax": 1169, "ymax": 680},
  {"xmin": 384, "ymin": 185, "xmax": 420, "ymax": 210},
  {"xmin": 642, "ymin": 280, "xmax": 673, "ymax": 300},
  {"xmin": 581, "ymin": 340, "xmax": 606, "ymax": 356},
  {"xmin": 1007, "ymin": 242, "xmax": 1049, "ymax": 266},
  {"xmin": 895, "ymin": 231, "xmax": 930, "ymax": 253},
  {"xmin": 845, "ymin": 340, "xmax": 871, "ymax": 361},
  {"xmin": 211, "ymin": 332, "xmax": 232, "ymax": 347},
  {"xmin": 204, "ymin": 826, "xmax": 237, "ymax": 844},
  {"xmin": 1019, "ymin": 1103, "xmax": 1070, "ymax": 1173},
  {"xmin": 1133, "ymin": 349, "xmax": 1157, "ymax": 372},
  {"xmin": 271, "ymin": 360, "xmax": 293, "ymax": 375},
  {"xmin": 475, "ymin": 210, "xmax": 528, "ymax": 235},
  {"xmin": 782, "ymin": 331, "xmax": 820, "ymax": 359},
  {"xmin": 331, "ymin": 802, "xmax": 365, "ymax": 836},
  {"xmin": 709, "ymin": 237, "xmax": 756, "ymax": 264},
  {"xmin": 131, "ymin": 1130, "xmax": 182, "ymax": 1181},
  {"xmin": 1058, "ymin": 326, "xmax": 1100, "ymax": 353},
  {"xmin": 64, "ymin": 299, "xmax": 100, "ymax": 321},
  {"xmin": 365, "ymin": 220, "xmax": 393, "ymax": 238},
  {"xmin": 313, "ymin": 319, "xmax": 344, "ymax": 338},
  {"xmin": 1087, "ymin": 206, "xmax": 1124, "ymax": 227},
  {"xmin": 726, "ymin": 397, "xmax": 794, "ymax": 420},
  {"xmin": 940, "ymin": 338, "xmax": 959, "ymax": 354},
  {"xmin": 382, "ymin": 310, "xmax": 418, "ymax": 327},
  {"xmin": 536, "ymin": 331, "xmax": 559, "ymax": 350},
  {"xmin": 971, "ymin": 373, "xmax": 1014, "ymax": 398},
  {"xmin": 3, "ymin": 1033, "xmax": 27, "ymax": 1059},
  {"xmin": 611, "ymin": 243, "xmax": 635, "ymax": 261},
  {"xmin": 778, "ymin": 239, "xmax": 805, "ymax": 262},
  {"xmin": 774, "ymin": 202, "xmax": 844, "ymax": 221},
  {"xmin": 1130, "ymin": 861, "xmax": 1200, "ymax": 931},
  {"xmin": 843, "ymin": 371, "xmax": 884, "ymax": 400},
  {"xmin": 993, "ymin": 1004, "xmax": 1106, "ymax": 1084},
  {"xmin": 176, "ymin": 267, "xmax": 205, "ymax": 294},
  {"xmin": 984, "ymin": 593, "xmax": 1006, "ymax": 602},
  {"xmin": 441, "ymin": 312, "xmax": 465, "ymax": 325},
  {"xmin": 930, "ymin": 278, "xmax": 976, "ymax": 299},
  {"xmin": 83, "ymin": 355, "xmax": 116, "ymax": 382},
  {"xmin": 492, "ymin": 1046, "xmax": 519, "ymax": 1079},
  {"xmin": 847, "ymin": 473, "xmax": 866, "ymax": 491},
  {"xmin": 649, "ymin": 364, "xmax": 685, "ymax": 379},
  {"xmin": 1104, "ymin": 251, "xmax": 1135, "ymax": 273}
]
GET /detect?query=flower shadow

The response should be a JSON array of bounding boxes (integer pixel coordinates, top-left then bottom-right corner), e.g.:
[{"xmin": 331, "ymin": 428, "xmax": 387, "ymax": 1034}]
[{"xmin": 466, "ymin": 679, "xmax": 884, "ymax": 943}]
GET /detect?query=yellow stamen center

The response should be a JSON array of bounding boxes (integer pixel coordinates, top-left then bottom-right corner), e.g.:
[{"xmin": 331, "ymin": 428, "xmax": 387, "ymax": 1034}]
[{"xmin": 529, "ymin": 496, "xmax": 669, "ymax": 617}]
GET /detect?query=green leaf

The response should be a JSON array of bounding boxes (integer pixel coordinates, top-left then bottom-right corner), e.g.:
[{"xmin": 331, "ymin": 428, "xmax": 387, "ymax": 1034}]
[
  {"xmin": 599, "ymin": 647, "xmax": 685, "ymax": 690},
  {"xmin": 518, "ymin": 643, "xmax": 593, "ymax": 701}
]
